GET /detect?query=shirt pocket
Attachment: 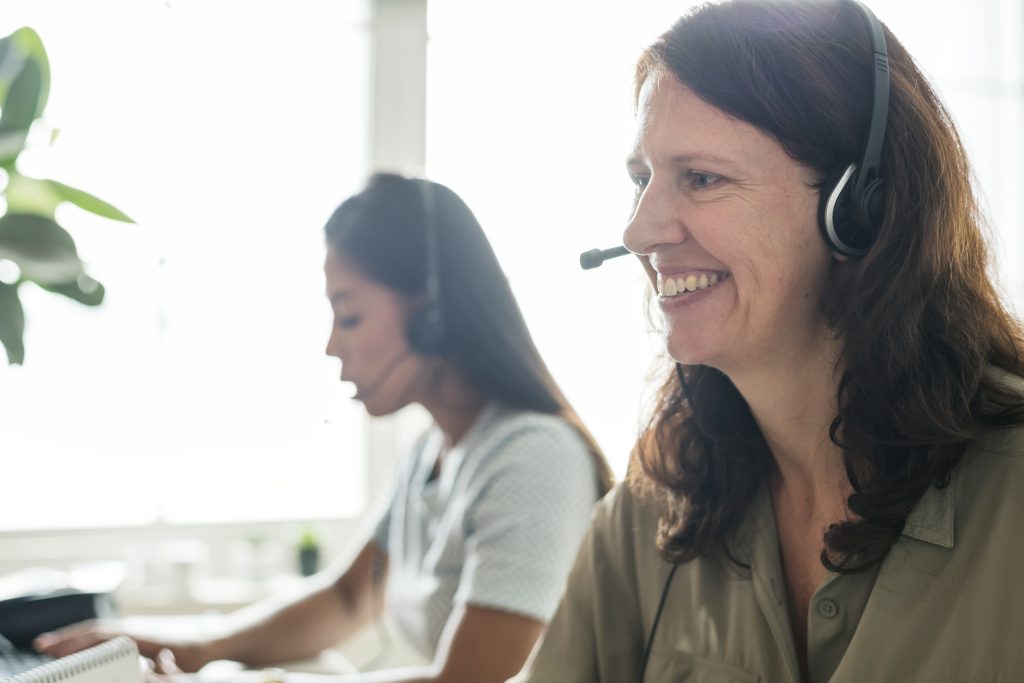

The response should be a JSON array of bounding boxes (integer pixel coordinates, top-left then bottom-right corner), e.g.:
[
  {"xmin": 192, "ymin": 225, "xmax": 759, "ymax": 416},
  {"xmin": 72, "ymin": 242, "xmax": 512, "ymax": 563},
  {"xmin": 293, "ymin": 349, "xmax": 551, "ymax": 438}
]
[{"xmin": 646, "ymin": 648, "xmax": 761, "ymax": 683}]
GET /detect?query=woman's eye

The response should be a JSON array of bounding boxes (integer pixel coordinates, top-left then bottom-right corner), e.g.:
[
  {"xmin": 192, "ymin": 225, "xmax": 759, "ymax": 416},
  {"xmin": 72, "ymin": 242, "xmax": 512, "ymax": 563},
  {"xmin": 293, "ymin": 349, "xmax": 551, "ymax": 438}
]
[
  {"xmin": 688, "ymin": 171, "xmax": 722, "ymax": 190},
  {"xmin": 630, "ymin": 174, "xmax": 650, "ymax": 195},
  {"xmin": 336, "ymin": 315, "xmax": 362, "ymax": 329}
]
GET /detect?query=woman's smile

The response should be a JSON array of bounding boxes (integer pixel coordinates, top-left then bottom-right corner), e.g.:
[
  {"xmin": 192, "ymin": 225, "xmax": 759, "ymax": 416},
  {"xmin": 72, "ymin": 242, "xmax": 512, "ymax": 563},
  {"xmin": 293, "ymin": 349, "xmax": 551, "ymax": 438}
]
[{"xmin": 656, "ymin": 270, "xmax": 730, "ymax": 297}]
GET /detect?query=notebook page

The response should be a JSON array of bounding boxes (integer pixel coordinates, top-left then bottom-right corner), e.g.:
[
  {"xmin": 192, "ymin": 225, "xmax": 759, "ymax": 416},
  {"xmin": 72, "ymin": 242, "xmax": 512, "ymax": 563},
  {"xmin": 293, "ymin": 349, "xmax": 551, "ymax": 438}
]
[{"xmin": 4, "ymin": 636, "xmax": 141, "ymax": 683}]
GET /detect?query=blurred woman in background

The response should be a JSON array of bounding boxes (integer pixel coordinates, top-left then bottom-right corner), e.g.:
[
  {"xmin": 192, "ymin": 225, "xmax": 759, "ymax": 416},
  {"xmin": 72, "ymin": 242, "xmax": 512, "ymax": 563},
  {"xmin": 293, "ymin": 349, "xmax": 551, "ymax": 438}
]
[{"xmin": 38, "ymin": 173, "xmax": 613, "ymax": 683}]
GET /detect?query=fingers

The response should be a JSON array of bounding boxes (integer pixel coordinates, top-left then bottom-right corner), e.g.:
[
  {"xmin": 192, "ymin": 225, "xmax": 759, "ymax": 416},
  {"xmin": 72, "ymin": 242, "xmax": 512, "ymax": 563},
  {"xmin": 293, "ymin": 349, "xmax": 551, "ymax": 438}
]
[
  {"xmin": 34, "ymin": 622, "xmax": 204, "ymax": 676},
  {"xmin": 133, "ymin": 637, "xmax": 177, "ymax": 662},
  {"xmin": 33, "ymin": 620, "xmax": 114, "ymax": 658},
  {"xmin": 143, "ymin": 649, "xmax": 187, "ymax": 683},
  {"xmin": 155, "ymin": 648, "xmax": 183, "ymax": 675}
]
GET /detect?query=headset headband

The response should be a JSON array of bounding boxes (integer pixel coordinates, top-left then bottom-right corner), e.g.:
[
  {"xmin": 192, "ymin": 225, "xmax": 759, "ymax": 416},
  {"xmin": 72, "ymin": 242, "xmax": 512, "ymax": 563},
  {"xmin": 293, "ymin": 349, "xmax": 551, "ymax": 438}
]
[{"xmin": 851, "ymin": 0, "xmax": 889, "ymax": 202}]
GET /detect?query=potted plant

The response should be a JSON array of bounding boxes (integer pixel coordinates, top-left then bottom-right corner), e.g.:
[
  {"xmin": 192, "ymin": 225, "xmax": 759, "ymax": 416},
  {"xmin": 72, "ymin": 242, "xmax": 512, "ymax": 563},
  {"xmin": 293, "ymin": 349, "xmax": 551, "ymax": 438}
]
[
  {"xmin": 297, "ymin": 527, "xmax": 321, "ymax": 577},
  {"xmin": 0, "ymin": 26, "xmax": 133, "ymax": 364}
]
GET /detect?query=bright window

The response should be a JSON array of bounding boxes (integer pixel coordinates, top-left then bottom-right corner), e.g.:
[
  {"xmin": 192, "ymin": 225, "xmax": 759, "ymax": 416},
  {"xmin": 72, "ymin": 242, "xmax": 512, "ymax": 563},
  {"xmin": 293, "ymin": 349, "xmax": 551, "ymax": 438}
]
[{"xmin": 0, "ymin": 0, "xmax": 371, "ymax": 529}]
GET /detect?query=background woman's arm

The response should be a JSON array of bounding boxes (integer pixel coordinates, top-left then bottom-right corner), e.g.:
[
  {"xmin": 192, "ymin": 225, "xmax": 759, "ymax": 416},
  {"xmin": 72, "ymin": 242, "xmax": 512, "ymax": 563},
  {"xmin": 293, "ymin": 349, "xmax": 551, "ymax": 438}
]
[{"xmin": 36, "ymin": 540, "xmax": 388, "ymax": 672}]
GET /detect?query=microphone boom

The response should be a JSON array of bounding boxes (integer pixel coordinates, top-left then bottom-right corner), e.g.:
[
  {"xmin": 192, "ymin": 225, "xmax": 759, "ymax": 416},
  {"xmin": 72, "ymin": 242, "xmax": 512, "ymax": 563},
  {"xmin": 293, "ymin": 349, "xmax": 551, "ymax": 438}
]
[{"xmin": 579, "ymin": 245, "xmax": 630, "ymax": 270}]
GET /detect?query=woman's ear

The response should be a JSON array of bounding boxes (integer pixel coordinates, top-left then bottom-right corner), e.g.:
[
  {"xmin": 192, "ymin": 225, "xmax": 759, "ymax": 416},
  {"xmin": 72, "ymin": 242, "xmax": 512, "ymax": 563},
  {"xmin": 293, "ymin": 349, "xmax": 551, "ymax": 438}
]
[{"xmin": 831, "ymin": 250, "xmax": 851, "ymax": 263}]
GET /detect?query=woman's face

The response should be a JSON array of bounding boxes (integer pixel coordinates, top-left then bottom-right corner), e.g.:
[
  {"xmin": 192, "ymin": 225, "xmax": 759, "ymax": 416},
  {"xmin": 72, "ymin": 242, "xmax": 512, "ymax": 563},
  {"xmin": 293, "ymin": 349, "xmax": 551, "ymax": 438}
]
[
  {"xmin": 623, "ymin": 71, "xmax": 833, "ymax": 374},
  {"xmin": 324, "ymin": 245, "xmax": 428, "ymax": 416}
]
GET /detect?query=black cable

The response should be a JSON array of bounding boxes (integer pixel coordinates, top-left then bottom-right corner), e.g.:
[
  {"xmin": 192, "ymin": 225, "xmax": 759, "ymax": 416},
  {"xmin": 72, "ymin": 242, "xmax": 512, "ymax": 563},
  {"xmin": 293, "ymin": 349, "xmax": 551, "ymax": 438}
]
[{"xmin": 635, "ymin": 562, "xmax": 679, "ymax": 683}]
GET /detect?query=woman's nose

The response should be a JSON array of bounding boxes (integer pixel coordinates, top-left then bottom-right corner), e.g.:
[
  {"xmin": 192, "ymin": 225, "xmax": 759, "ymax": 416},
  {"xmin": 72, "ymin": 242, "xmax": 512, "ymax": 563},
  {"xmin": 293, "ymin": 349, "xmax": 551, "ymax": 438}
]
[
  {"xmin": 623, "ymin": 179, "xmax": 689, "ymax": 257},
  {"xmin": 325, "ymin": 326, "xmax": 344, "ymax": 360}
]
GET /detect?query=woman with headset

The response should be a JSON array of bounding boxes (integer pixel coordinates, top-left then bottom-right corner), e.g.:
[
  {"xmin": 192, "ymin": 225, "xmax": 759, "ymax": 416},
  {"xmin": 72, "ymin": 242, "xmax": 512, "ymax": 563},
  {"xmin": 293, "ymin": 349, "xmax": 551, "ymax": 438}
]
[
  {"xmin": 516, "ymin": 1, "xmax": 1024, "ymax": 681},
  {"xmin": 37, "ymin": 173, "xmax": 613, "ymax": 683}
]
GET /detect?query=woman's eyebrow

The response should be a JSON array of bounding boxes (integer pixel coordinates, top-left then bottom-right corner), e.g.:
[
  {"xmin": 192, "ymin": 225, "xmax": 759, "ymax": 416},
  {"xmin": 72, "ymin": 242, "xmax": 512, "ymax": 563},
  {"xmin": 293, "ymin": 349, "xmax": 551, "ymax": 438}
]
[
  {"xmin": 667, "ymin": 152, "xmax": 742, "ymax": 169},
  {"xmin": 626, "ymin": 151, "xmax": 743, "ymax": 169}
]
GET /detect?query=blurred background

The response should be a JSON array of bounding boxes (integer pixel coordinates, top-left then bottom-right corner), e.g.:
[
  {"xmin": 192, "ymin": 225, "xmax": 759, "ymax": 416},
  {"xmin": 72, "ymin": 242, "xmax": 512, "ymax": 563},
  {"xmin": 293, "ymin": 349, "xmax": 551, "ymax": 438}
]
[{"xmin": 0, "ymin": 0, "xmax": 1019, "ymax": 658}]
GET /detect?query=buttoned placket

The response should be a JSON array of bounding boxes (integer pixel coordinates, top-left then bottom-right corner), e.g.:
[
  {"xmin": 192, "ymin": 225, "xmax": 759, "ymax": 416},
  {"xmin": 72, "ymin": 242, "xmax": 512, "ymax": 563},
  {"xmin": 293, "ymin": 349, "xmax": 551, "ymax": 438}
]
[
  {"xmin": 749, "ymin": 487, "xmax": 878, "ymax": 683},
  {"xmin": 804, "ymin": 566, "xmax": 878, "ymax": 683},
  {"xmin": 749, "ymin": 488, "xmax": 801, "ymax": 683}
]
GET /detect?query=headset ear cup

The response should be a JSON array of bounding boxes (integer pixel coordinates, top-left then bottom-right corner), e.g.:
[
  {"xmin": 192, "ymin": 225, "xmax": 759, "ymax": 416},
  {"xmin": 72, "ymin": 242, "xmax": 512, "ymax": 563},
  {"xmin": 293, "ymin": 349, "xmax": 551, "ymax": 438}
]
[
  {"xmin": 407, "ymin": 304, "xmax": 445, "ymax": 356},
  {"xmin": 859, "ymin": 178, "xmax": 886, "ymax": 232},
  {"xmin": 818, "ymin": 164, "xmax": 855, "ymax": 253},
  {"xmin": 818, "ymin": 163, "xmax": 874, "ymax": 257}
]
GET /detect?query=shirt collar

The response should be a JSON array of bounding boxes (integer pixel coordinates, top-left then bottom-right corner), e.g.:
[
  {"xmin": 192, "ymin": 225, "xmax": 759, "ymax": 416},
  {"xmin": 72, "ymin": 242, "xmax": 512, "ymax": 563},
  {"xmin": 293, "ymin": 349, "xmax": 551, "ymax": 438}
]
[
  {"xmin": 738, "ymin": 460, "xmax": 957, "ymax": 558},
  {"xmin": 901, "ymin": 474, "xmax": 955, "ymax": 548},
  {"xmin": 741, "ymin": 470, "xmax": 957, "ymax": 552}
]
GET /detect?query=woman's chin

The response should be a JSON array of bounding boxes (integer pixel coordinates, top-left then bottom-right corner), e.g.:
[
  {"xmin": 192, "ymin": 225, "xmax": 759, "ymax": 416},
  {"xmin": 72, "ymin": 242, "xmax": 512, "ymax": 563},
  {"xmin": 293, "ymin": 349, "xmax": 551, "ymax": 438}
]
[
  {"xmin": 666, "ymin": 341, "xmax": 720, "ymax": 369},
  {"xmin": 361, "ymin": 401, "xmax": 388, "ymax": 417}
]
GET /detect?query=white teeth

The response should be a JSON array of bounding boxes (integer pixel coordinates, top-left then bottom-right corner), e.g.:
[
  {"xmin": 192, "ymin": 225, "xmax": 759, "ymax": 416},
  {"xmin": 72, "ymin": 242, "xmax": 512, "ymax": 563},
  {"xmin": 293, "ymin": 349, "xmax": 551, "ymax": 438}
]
[{"xmin": 657, "ymin": 272, "xmax": 728, "ymax": 297}]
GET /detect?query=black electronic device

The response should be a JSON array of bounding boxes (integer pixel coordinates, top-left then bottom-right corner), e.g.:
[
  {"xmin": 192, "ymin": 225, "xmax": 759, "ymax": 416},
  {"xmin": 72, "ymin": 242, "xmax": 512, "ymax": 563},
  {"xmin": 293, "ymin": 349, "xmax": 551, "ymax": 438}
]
[
  {"xmin": 579, "ymin": 245, "xmax": 630, "ymax": 270},
  {"xmin": 406, "ymin": 180, "xmax": 446, "ymax": 355},
  {"xmin": 816, "ymin": 0, "xmax": 890, "ymax": 257},
  {"xmin": 0, "ymin": 589, "xmax": 113, "ymax": 650}
]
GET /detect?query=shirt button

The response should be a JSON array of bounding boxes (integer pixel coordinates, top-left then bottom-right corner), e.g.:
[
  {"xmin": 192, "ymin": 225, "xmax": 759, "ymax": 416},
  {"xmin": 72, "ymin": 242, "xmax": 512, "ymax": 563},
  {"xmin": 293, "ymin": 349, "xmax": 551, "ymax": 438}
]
[{"xmin": 817, "ymin": 598, "xmax": 839, "ymax": 619}]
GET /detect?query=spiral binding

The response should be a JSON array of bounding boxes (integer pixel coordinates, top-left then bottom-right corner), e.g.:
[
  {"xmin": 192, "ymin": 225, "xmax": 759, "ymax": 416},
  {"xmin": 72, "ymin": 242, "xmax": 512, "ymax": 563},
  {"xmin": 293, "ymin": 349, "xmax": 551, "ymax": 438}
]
[{"xmin": 3, "ymin": 636, "xmax": 138, "ymax": 683}]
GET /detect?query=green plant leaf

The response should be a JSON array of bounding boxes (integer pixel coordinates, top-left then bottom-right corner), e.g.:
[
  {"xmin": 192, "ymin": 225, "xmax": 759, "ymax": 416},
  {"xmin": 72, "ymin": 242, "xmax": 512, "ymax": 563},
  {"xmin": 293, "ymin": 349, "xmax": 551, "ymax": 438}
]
[
  {"xmin": 0, "ymin": 36, "xmax": 11, "ymax": 71},
  {"xmin": 12, "ymin": 28, "xmax": 49, "ymax": 115},
  {"xmin": 38, "ymin": 272, "xmax": 105, "ymax": 306},
  {"xmin": 0, "ymin": 27, "xmax": 50, "ymax": 168},
  {"xmin": 0, "ymin": 281, "xmax": 25, "ymax": 364},
  {"xmin": 0, "ymin": 213, "xmax": 83, "ymax": 284},
  {"xmin": 47, "ymin": 180, "xmax": 135, "ymax": 223},
  {"xmin": 0, "ymin": 57, "xmax": 41, "ymax": 134},
  {"xmin": 0, "ymin": 35, "xmax": 20, "ymax": 106},
  {"xmin": 298, "ymin": 528, "xmax": 319, "ymax": 549},
  {"xmin": 0, "ymin": 58, "xmax": 39, "ymax": 167},
  {"xmin": 5, "ymin": 172, "xmax": 60, "ymax": 218},
  {"xmin": 5, "ymin": 27, "xmax": 49, "ymax": 119},
  {"xmin": 0, "ymin": 130, "xmax": 25, "ymax": 162}
]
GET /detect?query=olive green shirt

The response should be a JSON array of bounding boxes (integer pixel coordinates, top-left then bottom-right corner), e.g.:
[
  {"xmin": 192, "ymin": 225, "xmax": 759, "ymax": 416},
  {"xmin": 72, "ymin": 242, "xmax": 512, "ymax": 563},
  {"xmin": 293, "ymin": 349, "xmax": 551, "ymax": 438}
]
[{"xmin": 514, "ymin": 425, "xmax": 1024, "ymax": 682}]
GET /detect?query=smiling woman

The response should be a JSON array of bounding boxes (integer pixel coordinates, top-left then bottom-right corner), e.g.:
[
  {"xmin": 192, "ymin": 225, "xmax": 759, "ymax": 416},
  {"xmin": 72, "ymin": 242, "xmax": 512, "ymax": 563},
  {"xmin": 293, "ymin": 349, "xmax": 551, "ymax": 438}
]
[
  {"xmin": 514, "ymin": 1, "xmax": 1024, "ymax": 681},
  {"xmin": 624, "ymin": 76, "xmax": 832, "ymax": 372}
]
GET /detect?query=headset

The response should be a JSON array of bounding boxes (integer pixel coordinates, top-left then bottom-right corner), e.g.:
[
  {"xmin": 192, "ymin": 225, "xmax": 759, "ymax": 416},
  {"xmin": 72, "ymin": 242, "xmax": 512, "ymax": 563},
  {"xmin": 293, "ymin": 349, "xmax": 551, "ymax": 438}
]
[
  {"xmin": 581, "ymin": 1, "xmax": 889, "ymax": 269},
  {"xmin": 406, "ymin": 179, "xmax": 446, "ymax": 355},
  {"xmin": 633, "ymin": 4, "xmax": 891, "ymax": 681},
  {"xmin": 817, "ymin": 0, "xmax": 890, "ymax": 258}
]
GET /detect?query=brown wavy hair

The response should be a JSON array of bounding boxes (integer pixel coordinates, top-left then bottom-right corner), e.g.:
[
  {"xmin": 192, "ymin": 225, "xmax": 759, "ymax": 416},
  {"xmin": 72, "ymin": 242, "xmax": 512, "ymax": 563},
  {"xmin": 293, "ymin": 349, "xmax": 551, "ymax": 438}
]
[{"xmin": 629, "ymin": 0, "xmax": 1024, "ymax": 572}]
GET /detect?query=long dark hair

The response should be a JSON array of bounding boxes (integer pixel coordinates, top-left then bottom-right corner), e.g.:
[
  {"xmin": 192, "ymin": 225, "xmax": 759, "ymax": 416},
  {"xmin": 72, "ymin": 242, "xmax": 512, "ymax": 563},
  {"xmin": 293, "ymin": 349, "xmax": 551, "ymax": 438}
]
[
  {"xmin": 630, "ymin": 0, "xmax": 1024, "ymax": 571},
  {"xmin": 325, "ymin": 172, "xmax": 613, "ymax": 495}
]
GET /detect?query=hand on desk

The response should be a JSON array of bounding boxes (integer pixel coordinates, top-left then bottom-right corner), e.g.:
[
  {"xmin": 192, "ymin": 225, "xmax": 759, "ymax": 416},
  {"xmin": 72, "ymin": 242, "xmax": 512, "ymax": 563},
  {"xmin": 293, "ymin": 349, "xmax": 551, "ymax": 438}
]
[{"xmin": 35, "ymin": 618, "xmax": 212, "ymax": 672}]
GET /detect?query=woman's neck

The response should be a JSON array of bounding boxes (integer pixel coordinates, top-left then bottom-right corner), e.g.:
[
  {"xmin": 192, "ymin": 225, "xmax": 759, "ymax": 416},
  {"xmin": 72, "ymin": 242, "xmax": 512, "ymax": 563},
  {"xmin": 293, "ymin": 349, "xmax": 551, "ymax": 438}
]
[
  {"xmin": 419, "ymin": 364, "xmax": 488, "ymax": 450},
  {"xmin": 725, "ymin": 330, "xmax": 848, "ymax": 498}
]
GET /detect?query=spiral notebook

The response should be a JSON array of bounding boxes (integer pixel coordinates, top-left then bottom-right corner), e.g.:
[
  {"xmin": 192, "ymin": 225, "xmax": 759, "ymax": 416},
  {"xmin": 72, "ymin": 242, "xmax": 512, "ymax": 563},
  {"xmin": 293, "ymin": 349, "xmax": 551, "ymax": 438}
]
[{"xmin": 1, "ymin": 636, "xmax": 142, "ymax": 683}]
